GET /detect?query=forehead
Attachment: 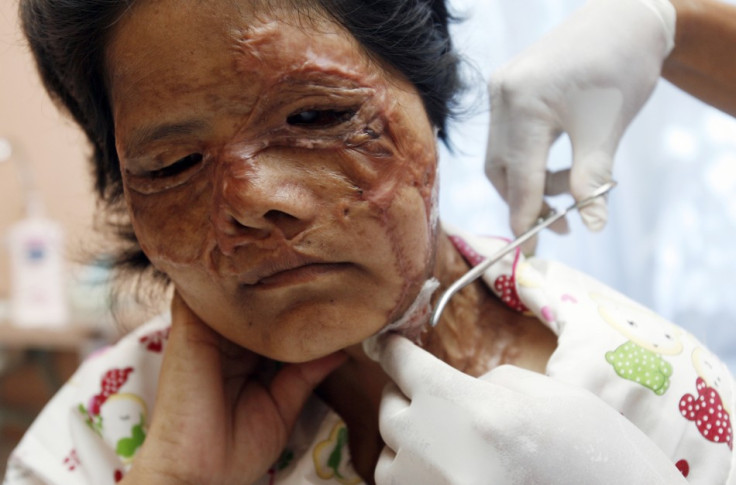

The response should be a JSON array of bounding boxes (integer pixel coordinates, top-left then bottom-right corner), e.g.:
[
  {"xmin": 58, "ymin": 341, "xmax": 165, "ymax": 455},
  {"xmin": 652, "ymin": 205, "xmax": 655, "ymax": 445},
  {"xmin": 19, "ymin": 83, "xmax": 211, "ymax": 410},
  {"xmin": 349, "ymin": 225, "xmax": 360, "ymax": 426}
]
[{"xmin": 106, "ymin": 0, "xmax": 375, "ymax": 118}]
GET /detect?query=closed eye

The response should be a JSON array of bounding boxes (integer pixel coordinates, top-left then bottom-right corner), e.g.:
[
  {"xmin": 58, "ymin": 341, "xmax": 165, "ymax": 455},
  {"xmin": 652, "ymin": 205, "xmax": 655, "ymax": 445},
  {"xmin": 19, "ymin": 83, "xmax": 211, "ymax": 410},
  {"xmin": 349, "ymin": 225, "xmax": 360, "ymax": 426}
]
[
  {"xmin": 287, "ymin": 108, "xmax": 356, "ymax": 128},
  {"xmin": 149, "ymin": 153, "xmax": 203, "ymax": 179}
]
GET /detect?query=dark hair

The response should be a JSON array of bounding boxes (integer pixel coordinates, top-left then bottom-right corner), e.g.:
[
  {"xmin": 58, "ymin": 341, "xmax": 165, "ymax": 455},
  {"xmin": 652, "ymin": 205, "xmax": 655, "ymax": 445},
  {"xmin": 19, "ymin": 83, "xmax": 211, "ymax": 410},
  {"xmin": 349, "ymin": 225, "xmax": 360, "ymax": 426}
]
[
  {"xmin": 20, "ymin": 0, "xmax": 463, "ymax": 282},
  {"xmin": 321, "ymin": 0, "xmax": 461, "ymax": 137}
]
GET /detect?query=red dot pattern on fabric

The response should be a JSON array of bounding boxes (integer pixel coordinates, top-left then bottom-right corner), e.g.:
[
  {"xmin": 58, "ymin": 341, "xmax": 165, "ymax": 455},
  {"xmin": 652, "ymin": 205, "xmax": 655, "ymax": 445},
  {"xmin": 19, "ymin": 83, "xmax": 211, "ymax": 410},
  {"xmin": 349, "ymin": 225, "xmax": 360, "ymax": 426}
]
[
  {"xmin": 679, "ymin": 377, "xmax": 733, "ymax": 449},
  {"xmin": 88, "ymin": 394, "xmax": 105, "ymax": 416},
  {"xmin": 493, "ymin": 274, "xmax": 528, "ymax": 312},
  {"xmin": 448, "ymin": 235, "xmax": 527, "ymax": 312},
  {"xmin": 89, "ymin": 367, "xmax": 134, "ymax": 416},
  {"xmin": 63, "ymin": 449, "xmax": 80, "ymax": 472},
  {"xmin": 675, "ymin": 459, "xmax": 689, "ymax": 477},
  {"xmin": 139, "ymin": 327, "xmax": 170, "ymax": 353},
  {"xmin": 100, "ymin": 367, "xmax": 134, "ymax": 398},
  {"xmin": 448, "ymin": 235, "xmax": 486, "ymax": 267}
]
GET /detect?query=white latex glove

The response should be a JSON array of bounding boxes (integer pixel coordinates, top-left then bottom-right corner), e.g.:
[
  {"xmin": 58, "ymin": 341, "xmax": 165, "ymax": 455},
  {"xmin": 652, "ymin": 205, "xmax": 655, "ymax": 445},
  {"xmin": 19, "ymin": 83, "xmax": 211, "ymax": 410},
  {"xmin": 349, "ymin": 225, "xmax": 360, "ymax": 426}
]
[
  {"xmin": 372, "ymin": 334, "xmax": 688, "ymax": 485},
  {"xmin": 486, "ymin": 0, "xmax": 676, "ymax": 237}
]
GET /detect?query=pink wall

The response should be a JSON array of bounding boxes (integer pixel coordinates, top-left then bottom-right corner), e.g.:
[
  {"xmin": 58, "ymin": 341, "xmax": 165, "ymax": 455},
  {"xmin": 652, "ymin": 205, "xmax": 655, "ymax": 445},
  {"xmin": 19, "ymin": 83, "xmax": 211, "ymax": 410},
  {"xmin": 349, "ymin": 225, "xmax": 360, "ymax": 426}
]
[{"xmin": 0, "ymin": 1, "xmax": 98, "ymax": 299}]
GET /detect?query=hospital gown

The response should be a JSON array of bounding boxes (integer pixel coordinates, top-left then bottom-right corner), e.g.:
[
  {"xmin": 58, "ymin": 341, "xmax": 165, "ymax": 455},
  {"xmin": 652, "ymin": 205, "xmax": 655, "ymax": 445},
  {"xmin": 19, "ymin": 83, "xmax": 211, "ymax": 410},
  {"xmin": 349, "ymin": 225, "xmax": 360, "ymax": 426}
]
[{"xmin": 4, "ymin": 229, "xmax": 735, "ymax": 485}]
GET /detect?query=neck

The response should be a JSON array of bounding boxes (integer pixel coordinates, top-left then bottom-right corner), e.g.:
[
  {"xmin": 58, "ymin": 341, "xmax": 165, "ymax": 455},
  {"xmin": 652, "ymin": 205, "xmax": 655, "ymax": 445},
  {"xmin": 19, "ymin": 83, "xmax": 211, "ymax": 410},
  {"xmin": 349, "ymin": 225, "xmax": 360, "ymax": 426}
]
[
  {"xmin": 421, "ymin": 231, "xmax": 529, "ymax": 376},
  {"xmin": 316, "ymin": 230, "xmax": 513, "ymax": 482}
]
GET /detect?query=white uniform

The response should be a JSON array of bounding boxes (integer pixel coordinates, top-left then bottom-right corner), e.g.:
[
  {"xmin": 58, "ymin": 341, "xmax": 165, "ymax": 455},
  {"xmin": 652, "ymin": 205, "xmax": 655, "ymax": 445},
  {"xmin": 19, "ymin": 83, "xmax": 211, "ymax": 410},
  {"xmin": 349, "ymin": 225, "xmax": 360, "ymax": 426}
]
[{"xmin": 4, "ymin": 230, "xmax": 734, "ymax": 484}]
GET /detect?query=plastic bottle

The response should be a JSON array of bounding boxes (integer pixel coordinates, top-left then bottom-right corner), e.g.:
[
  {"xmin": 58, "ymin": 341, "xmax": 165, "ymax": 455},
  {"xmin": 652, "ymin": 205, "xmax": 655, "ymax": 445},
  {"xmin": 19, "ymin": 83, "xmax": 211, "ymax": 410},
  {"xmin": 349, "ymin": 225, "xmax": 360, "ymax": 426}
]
[{"xmin": 7, "ymin": 193, "xmax": 69, "ymax": 327}]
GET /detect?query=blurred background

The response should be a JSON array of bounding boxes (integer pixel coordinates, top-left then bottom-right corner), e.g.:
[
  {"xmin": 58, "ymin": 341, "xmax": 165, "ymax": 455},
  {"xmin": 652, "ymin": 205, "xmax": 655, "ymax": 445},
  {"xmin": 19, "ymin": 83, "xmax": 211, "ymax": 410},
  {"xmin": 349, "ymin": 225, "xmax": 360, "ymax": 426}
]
[
  {"xmin": 1, "ymin": 0, "xmax": 735, "ymax": 478},
  {"xmin": 0, "ymin": 1, "xmax": 162, "ymax": 474},
  {"xmin": 0, "ymin": 0, "xmax": 104, "ymax": 476}
]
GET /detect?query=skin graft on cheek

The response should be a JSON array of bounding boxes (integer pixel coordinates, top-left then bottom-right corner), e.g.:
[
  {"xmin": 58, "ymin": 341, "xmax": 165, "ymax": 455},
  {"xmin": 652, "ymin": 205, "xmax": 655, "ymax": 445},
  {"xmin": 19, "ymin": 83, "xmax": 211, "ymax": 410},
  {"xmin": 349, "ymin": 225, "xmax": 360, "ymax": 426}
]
[
  {"xmin": 204, "ymin": 83, "xmax": 438, "ymax": 275},
  {"xmin": 228, "ymin": 16, "xmax": 437, "ymax": 205},
  {"xmin": 116, "ymin": 8, "xmax": 441, "ymax": 341}
]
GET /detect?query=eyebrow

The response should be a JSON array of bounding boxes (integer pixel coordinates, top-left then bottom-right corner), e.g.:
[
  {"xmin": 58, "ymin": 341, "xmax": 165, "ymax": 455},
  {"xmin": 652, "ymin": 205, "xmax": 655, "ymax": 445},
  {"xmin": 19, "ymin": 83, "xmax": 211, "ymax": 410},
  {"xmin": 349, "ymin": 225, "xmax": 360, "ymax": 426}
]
[{"xmin": 123, "ymin": 120, "xmax": 208, "ymax": 158}]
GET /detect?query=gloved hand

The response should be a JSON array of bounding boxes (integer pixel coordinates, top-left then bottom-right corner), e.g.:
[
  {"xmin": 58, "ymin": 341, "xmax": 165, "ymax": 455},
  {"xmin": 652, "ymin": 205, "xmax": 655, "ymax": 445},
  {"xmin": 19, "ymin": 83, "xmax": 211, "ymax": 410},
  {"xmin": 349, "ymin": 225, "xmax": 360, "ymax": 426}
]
[
  {"xmin": 486, "ymin": 0, "xmax": 676, "ymax": 238},
  {"xmin": 372, "ymin": 334, "xmax": 688, "ymax": 485}
]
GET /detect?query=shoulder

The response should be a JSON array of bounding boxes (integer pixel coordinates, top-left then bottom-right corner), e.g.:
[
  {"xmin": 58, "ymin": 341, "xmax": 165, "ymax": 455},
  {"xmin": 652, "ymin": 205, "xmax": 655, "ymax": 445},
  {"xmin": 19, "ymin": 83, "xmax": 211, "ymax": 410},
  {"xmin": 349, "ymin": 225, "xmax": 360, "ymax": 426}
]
[
  {"xmin": 517, "ymin": 258, "xmax": 736, "ymax": 483},
  {"xmin": 443, "ymin": 226, "xmax": 736, "ymax": 482},
  {"xmin": 441, "ymin": 224, "xmax": 527, "ymax": 312}
]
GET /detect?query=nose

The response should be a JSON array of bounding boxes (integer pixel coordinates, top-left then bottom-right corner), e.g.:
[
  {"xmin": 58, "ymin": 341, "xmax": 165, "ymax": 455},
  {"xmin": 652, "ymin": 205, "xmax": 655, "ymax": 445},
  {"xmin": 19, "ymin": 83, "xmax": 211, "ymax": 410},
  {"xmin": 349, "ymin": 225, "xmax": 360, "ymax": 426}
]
[{"xmin": 213, "ymin": 151, "xmax": 317, "ymax": 254}]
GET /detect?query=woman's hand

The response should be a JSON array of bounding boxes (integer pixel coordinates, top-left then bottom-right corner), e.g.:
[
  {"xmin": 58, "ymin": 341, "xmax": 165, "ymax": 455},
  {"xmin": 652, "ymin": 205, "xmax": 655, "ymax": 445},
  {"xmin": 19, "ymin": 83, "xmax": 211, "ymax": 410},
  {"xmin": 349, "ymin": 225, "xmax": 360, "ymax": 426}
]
[
  {"xmin": 373, "ymin": 334, "xmax": 688, "ymax": 485},
  {"xmin": 121, "ymin": 293, "xmax": 346, "ymax": 485}
]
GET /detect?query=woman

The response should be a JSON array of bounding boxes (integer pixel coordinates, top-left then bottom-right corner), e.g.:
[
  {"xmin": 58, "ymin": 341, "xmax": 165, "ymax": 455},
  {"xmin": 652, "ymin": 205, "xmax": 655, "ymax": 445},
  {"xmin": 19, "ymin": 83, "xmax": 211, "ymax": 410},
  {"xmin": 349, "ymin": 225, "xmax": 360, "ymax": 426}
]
[{"xmin": 7, "ymin": 0, "xmax": 732, "ymax": 484}]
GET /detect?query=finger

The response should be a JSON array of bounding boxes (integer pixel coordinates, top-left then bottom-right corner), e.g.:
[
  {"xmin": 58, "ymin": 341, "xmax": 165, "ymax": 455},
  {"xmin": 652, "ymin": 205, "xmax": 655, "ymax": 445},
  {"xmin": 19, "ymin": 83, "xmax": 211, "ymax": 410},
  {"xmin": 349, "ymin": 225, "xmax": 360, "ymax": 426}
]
[
  {"xmin": 270, "ymin": 351, "xmax": 347, "ymax": 432},
  {"xmin": 486, "ymin": 119, "xmax": 557, "ymax": 237},
  {"xmin": 515, "ymin": 198, "xmax": 568, "ymax": 257},
  {"xmin": 378, "ymin": 383, "xmax": 411, "ymax": 453},
  {"xmin": 143, "ymin": 292, "xmax": 248, "ymax": 448},
  {"xmin": 485, "ymin": 79, "xmax": 512, "ymax": 202},
  {"xmin": 506, "ymin": 163, "xmax": 549, "ymax": 238},
  {"xmin": 481, "ymin": 364, "xmax": 577, "ymax": 399},
  {"xmin": 578, "ymin": 197, "xmax": 608, "ymax": 232},
  {"xmin": 569, "ymin": 151, "xmax": 613, "ymax": 232},
  {"xmin": 169, "ymin": 292, "xmax": 256, "ymax": 373},
  {"xmin": 541, "ymin": 170, "xmax": 574, "ymax": 235},
  {"xmin": 158, "ymin": 293, "xmax": 234, "ymax": 404},
  {"xmin": 170, "ymin": 292, "xmax": 259, "ymax": 380},
  {"xmin": 506, "ymin": 166, "xmax": 548, "ymax": 256},
  {"xmin": 487, "ymin": 162, "xmax": 554, "ymax": 253},
  {"xmin": 170, "ymin": 291, "xmax": 220, "ymax": 349},
  {"xmin": 375, "ymin": 334, "xmax": 457, "ymax": 400},
  {"xmin": 486, "ymin": 90, "xmax": 559, "ymax": 239},
  {"xmin": 374, "ymin": 446, "xmax": 398, "ymax": 485},
  {"xmin": 539, "ymin": 200, "xmax": 570, "ymax": 236}
]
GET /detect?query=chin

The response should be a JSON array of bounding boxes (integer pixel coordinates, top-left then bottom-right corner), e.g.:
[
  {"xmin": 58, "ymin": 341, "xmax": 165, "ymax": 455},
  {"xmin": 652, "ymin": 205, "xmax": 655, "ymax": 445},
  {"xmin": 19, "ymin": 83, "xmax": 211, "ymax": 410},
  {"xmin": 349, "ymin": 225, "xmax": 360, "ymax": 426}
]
[
  {"xmin": 173, "ymin": 263, "xmax": 427, "ymax": 362},
  {"xmin": 220, "ymin": 302, "xmax": 389, "ymax": 363}
]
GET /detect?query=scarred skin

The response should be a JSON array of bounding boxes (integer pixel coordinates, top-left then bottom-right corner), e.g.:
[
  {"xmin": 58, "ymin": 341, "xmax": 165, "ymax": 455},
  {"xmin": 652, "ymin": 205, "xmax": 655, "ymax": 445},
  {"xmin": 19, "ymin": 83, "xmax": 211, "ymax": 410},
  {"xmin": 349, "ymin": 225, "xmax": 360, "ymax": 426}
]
[
  {"xmin": 107, "ymin": 1, "xmax": 557, "ymax": 483},
  {"xmin": 110, "ymin": 1, "xmax": 438, "ymax": 363}
]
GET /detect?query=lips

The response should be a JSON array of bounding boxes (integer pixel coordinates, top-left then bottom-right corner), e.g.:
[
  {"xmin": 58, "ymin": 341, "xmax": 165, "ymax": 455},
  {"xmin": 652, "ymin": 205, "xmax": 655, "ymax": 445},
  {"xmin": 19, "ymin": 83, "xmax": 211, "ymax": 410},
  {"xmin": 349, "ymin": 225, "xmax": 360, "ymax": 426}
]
[
  {"xmin": 255, "ymin": 262, "xmax": 351, "ymax": 287},
  {"xmin": 235, "ymin": 252, "xmax": 349, "ymax": 286}
]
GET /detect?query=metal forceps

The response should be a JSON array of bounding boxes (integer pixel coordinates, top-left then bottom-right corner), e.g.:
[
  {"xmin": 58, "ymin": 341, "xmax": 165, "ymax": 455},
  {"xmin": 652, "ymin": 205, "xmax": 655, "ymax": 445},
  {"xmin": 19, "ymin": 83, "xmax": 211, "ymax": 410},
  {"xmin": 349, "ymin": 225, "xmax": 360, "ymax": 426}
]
[{"xmin": 430, "ymin": 181, "xmax": 617, "ymax": 327}]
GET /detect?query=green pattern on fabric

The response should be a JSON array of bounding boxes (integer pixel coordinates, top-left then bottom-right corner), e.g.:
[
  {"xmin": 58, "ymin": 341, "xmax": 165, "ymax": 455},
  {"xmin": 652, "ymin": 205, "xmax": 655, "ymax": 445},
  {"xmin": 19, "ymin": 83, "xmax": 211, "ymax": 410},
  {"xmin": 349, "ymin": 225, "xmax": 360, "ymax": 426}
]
[
  {"xmin": 116, "ymin": 414, "xmax": 147, "ymax": 458},
  {"xmin": 327, "ymin": 426, "xmax": 348, "ymax": 479},
  {"xmin": 605, "ymin": 341, "xmax": 673, "ymax": 395},
  {"xmin": 276, "ymin": 449, "xmax": 294, "ymax": 471}
]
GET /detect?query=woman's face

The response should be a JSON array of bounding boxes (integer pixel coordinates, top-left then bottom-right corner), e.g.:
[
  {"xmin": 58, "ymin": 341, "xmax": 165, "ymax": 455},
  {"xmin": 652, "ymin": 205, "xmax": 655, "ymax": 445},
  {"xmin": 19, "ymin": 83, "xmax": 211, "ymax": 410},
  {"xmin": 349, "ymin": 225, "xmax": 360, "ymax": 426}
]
[{"xmin": 107, "ymin": 0, "xmax": 438, "ymax": 361}]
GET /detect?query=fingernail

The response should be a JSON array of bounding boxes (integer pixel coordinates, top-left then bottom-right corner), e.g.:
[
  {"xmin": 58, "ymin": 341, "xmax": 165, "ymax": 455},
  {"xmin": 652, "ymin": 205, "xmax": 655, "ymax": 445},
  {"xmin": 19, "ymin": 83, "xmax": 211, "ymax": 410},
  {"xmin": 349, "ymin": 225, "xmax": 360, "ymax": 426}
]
[
  {"xmin": 580, "ymin": 200, "xmax": 608, "ymax": 232},
  {"xmin": 520, "ymin": 236, "xmax": 538, "ymax": 257}
]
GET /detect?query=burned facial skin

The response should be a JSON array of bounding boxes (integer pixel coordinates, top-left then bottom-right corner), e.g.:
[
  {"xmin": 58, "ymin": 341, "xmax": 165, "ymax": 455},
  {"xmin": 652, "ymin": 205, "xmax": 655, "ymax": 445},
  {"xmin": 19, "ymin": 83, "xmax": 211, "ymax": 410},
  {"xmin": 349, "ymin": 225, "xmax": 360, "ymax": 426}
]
[{"xmin": 107, "ymin": 0, "xmax": 439, "ymax": 361}]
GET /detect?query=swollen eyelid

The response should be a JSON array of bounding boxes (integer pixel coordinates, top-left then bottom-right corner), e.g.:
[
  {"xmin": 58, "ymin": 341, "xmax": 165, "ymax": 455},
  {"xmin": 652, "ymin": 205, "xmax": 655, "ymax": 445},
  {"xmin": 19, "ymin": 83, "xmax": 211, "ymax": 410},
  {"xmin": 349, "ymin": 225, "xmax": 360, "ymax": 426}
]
[
  {"xmin": 286, "ymin": 108, "xmax": 356, "ymax": 128},
  {"xmin": 149, "ymin": 153, "xmax": 203, "ymax": 178}
]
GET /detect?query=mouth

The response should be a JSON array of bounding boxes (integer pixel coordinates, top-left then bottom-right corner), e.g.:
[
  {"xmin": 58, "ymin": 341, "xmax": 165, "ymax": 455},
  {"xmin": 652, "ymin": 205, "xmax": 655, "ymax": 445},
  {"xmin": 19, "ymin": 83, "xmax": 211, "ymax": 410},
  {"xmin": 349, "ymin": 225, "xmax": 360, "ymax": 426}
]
[
  {"xmin": 237, "ymin": 253, "xmax": 352, "ymax": 288},
  {"xmin": 254, "ymin": 262, "xmax": 351, "ymax": 288}
]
